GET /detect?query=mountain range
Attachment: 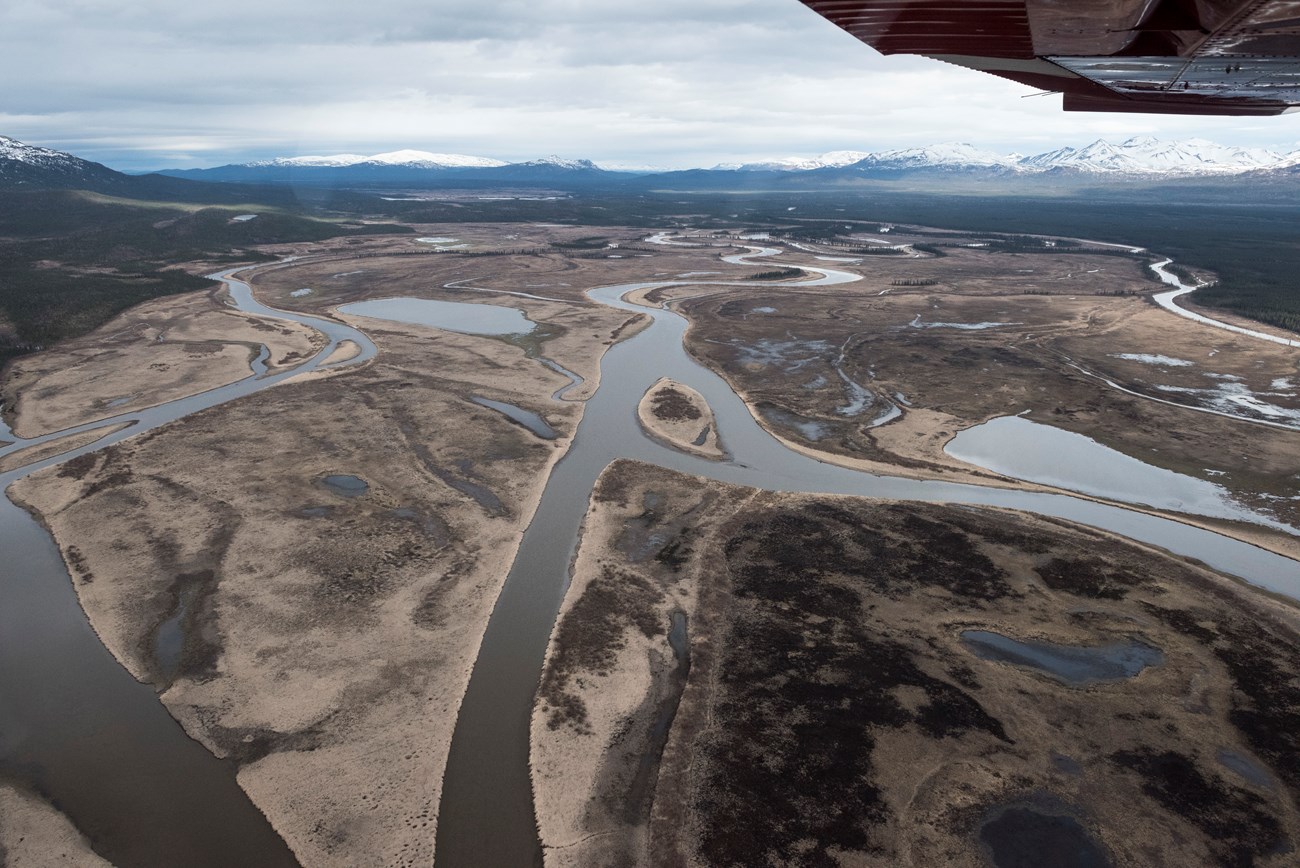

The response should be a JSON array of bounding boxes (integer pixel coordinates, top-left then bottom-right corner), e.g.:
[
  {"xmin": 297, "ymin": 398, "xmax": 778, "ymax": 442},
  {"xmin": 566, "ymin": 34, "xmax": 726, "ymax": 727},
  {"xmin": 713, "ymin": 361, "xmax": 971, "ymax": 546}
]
[
  {"xmin": 3, "ymin": 134, "xmax": 1299, "ymax": 195},
  {"xmin": 158, "ymin": 136, "xmax": 1300, "ymax": 180}
]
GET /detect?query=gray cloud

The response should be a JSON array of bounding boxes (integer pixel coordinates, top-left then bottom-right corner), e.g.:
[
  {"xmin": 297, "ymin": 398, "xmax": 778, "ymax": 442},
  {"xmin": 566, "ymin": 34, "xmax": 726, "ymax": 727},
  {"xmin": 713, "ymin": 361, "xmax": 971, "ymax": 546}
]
[{"xmin": 4, "ymin": 0, "xmax": 1298, "ymax": 171}]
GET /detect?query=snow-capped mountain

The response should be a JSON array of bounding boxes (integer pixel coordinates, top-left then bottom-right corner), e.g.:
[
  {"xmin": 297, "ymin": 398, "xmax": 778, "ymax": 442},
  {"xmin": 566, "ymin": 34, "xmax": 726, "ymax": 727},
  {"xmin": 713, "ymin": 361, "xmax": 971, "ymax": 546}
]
[
  {"xmin": 158, "ymin": 149, "xmax": 609, "ymax": 184},
  {"xmin": 718, "ymin": 150, "xmax": 873, "ymax": 171},
  {"xmin": 1, "ymin": 135, "xmax": 79, "ymax": 167},
  {"xmin": 513, "ymin": 156, "xmax": 600, "ymax": 170},
  {"xmin": 247, "ymin": 154, "xmax": 370, "ymax": 168},
  {"xmin": 854, "ymin": 143, "xmax": 1022, "ymax": 171},
  {"xmin": 1019, "ymin": 136, "xmax": 1287, "ymax": 175},
  {"xmin": 248, "ymin": 150, "xmax": 507, "ymax": 169},
  {"xmin": 0, "ymin": 134, "xmax": 126, "ymax": 187},
  {"xmin": 727, "ymin": 137, "xmax": 1299, "ymax": 178}
]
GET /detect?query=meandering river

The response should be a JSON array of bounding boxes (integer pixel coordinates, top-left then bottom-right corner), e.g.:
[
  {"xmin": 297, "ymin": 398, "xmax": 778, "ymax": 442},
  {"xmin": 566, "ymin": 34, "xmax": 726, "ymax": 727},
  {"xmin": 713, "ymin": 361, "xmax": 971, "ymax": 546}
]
[
  {"xmin": 1, "ymin": 248, "xmax": 1297, "ymax": 867},
  {"xmin": 0, "ymin": 270, "xmax": 374, "ymax": 868}
]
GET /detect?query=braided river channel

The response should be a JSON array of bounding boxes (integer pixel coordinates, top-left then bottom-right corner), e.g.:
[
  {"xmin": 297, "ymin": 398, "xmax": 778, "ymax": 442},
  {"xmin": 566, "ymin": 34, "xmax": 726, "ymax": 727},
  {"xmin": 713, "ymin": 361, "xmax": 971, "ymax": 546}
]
[{"xmin": 0, "ymin": 249, "xmax": 1296, "ymax": 866}]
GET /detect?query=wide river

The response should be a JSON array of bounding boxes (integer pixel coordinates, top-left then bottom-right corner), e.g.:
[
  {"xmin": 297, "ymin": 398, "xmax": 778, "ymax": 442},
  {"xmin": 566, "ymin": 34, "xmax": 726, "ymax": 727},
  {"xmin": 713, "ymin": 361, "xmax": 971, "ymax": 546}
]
[{"xmin": 1, "ymin": 249, "xmax": 1296, "ymax": 866}]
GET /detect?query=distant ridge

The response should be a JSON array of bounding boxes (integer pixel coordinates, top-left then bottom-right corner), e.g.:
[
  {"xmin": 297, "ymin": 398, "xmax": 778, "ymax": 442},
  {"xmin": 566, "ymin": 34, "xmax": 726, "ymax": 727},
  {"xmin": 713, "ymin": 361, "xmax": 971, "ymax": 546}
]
[
  {"xmin": 0, "ymin": 135, "xmax": 130, "ymax": 189},
  {"xmin": 729, "ymin": 137, "xmax": 1299, "ymax": 177},
  {"xmin": 6, "ymin": 134, "xmax": 1300, "ymax": 195},
  {"xmin": 152, "ymin": 149, "xmax": 613, "ymax": 186},
  {"xmin": 145, "ymin": 135, "xmax": 1300, "ymax": 186},
  {"xmin": 247, "ymin": 150, "xmax": 508, "ymax": 169}
]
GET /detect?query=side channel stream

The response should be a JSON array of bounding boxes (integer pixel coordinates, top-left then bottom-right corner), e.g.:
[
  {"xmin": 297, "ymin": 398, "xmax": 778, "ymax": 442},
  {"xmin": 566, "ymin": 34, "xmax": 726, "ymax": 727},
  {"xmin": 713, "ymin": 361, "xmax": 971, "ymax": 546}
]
[
  {"xmin": 0, "ymin": 267, "xmax": 375, "ymax": 867},
  {"xmin": 433, "ymin": 251, "xmax": 1300, "ymax": 866}
]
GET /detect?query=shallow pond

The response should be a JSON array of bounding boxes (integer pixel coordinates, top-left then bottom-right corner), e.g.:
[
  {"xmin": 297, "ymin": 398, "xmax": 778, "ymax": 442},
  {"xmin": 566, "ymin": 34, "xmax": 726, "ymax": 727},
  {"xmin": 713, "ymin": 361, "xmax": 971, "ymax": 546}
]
[
  {"xmin": 153, "ymin": 581, "xmax": 198, "ymax": 683},
  {"xmin": 321, "ymin": 474, "xmax": 369, "ymax": 497},
  {"xmin": 961, "ymin": 629, "xmax": 1163, "ymax": 686},
  {"xmin": 1217, "ymin": 749, "xmax": 1274, "ymax": 789},
  {"xmin": 471, "ymin": 396, "xmax": 557, "ymax": 440},
  {"xmin": 980, "ymin": 805, "xmax": 1111, "ymax": 868},
  {"xmin": 945, "ymin": 415, "xmax": 1292, "ymax": 532},
  {"xmin": 760, "ymin": 405, "xmax": 831, "ymax": 441},
  {"xmin": 339, "ymin": 296, "xmax": 536, "ymax": 336}
]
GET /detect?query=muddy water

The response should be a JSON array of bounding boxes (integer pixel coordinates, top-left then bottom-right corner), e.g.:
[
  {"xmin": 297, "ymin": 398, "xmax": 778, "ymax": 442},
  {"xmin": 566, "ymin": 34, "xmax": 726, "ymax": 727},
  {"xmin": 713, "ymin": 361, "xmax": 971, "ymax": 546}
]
[
  {"xmin": 433, "ymin": 260, "xmax": 1300, "ymax": 866},
  {"xmin": 0, "ymin": 268, "xmax": 374, "ymax": 867}
]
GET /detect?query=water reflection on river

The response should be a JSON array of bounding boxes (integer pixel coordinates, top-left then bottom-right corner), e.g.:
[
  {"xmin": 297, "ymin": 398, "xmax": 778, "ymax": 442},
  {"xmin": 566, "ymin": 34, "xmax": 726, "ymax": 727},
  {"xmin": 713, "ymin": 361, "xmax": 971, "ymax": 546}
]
[
  {"xmin": 1, "ymin": 248, "xmax": 1298, "ymax": 868},
  {"xmin": 945, "ymin": 414, "xmax": 1295, "ymax": 533}
]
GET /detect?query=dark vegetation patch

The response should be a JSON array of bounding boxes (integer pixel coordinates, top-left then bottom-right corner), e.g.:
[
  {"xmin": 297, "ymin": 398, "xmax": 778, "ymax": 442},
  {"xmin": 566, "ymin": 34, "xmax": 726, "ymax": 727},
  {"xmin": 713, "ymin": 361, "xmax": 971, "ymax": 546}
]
[
  {"xmin": 979, "ymin": 805, "xmax": 1111, "ymax": 868},
  {"xmin": 207, "ymin": 719, "xmax": 331, "ymax": 766},
  {"xmin": 1035, "ymin": 557, "xmax": 1142, "ymax": 600},
  {"xmin": 745, "ymin": 268, "xmax": 803, "ymax": 280},
  {"xmin": 939, "ymin": 509, "xmax": 1055, "ymax": 555},
  {"xmin": 549, "ymin": 236, "xmax": 610, "ymax": 250},
  {"xmin": 1215, "ymin": 642, "xmax": 1300, "ymax": 797},
  {"xmin": 1110, "ymin": 749, "xmax": 1285, "ymax": 867},
  {"xmin": 541, "ymin": 565, "xmax": 664, "ymax": 734},
  {"xmin": 1141, "ymin": 603, "xmax": 1220, "ymax": 643},
  {"xmin": 653, "ymin": 527, "xmax": 693, "ymax": 573},
  {"xmin": 650, "ymin": 386, "xmax": 701, "ymax": 422},
  {"xmin": 0, "ymin": 188, "xmax": 406, "ymax": 363},
  {"xmin": 153, "ymin": 568, "xmax": 222, "ymax": 683},
  {"xmin": 310, "ymin": 537, "xmax": 429, "ymax": 610},
  {"xmin": 411, "ymin": 557, "xmax": 472, "ymax": 630},
  {"xmin": 64, "ymin": 544, "xmax": 94, "ymax": 584},
  {"xmin": 693, "ymin": 503, "xmax": 1011, "ymax": 865},
  {"xmin": 1142, "ymin": 602, "xmax": 1300, "ymax": 796},
  {"xmin": 57, "ymin": 453, "xmax": 102, "ymax": 481}
]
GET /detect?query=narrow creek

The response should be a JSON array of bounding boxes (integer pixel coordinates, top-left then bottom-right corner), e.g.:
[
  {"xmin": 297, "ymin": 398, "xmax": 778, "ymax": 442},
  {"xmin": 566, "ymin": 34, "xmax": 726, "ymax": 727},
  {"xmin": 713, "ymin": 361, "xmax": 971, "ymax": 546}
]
[{"xmin": 2, "ymin": 248, "xmax": 1298, "ymax": 868}]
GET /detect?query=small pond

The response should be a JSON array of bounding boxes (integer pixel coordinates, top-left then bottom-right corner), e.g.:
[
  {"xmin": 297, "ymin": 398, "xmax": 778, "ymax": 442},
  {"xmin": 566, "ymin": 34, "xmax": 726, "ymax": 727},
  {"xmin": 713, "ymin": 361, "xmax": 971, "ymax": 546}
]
[
  {"xmin": 338, "ymin": 297, "xmax": 536, "ymax": 336},
  {"xmin": 945, "ymin": 415, "xmax": 1292, "ymax": 532},
  {"xmin": 471, "ymin": 396, "xmax": 557, "ymax": 440},
  {"xmin": 980, "ymin": 805, "xmax": 1110, "ymax": 868},
  {"xmin": 320, "ymin": 474, "xmax": 369, "ymax": 497},
  {"xmin": 961, "ymin": 629, "xmax": 1163, "ymax": 686}
]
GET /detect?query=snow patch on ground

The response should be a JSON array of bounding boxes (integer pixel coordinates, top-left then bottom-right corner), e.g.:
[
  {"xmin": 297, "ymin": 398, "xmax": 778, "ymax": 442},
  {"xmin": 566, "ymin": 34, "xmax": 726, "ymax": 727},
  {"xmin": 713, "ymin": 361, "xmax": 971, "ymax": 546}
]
[
  {"xmin": 1156, "ymin": 380, "xmax": 1300, "ymax": 427},
  {"xmin": 909, "ymin": 315, "xmax": 1020, "ymax": 330},
  {"xmin": 1111, "ymin": 353, "xmax": 1194, "ymax": 367},
  {"xmin": 730, "ymin": 338, "xmax": 832, "ymax": 372}
]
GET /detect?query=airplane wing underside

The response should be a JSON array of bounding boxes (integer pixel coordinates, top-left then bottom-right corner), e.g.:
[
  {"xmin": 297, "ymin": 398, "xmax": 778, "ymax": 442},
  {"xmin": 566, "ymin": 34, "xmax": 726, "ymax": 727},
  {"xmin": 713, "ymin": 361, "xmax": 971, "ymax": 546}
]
[{"xmin": 800, "ymin": 0, "xmax": 1300, "ymax": 115}]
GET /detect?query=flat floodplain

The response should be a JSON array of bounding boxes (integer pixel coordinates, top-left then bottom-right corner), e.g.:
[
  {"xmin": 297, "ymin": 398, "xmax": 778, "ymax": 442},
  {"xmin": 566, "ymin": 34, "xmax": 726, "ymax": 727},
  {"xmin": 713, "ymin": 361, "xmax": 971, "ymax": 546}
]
[{"xmin": 2, "ymin": 221, "xmax": 1298, "ymax": 867}]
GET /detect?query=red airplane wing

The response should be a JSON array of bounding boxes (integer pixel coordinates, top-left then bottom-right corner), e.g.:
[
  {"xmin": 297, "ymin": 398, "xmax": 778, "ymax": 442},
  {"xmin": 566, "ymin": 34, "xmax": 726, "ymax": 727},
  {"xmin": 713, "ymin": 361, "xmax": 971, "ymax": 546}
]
[{"xmin": 801, "ymin": 0, "xmax": 1300, "ymax": 115}]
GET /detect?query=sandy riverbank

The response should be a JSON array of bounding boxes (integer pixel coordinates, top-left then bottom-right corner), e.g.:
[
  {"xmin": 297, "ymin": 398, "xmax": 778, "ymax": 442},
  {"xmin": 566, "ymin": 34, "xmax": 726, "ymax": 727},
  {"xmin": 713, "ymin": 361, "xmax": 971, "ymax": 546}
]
[
  {"xmin": 635, "ymin": 378, "xmax": 725, "ymax": 460},
  {"xmin": 0, "ymin": 783, "xmax": 112, "ymax": 867},
  {"xmin": 1, "ymin": 289, "xmax": 320, "ymax": 439},
  {"xmin": 7, "ymin": 260, "xmax": 631, "ymax": 865}
]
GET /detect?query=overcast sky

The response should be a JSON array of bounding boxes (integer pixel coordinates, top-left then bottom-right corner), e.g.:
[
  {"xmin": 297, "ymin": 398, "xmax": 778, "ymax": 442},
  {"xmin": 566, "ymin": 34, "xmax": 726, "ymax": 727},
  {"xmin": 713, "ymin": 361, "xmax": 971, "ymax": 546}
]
[{"xmin": 5, "ymin": 0, "xmax": 1299, "ymax": 171}]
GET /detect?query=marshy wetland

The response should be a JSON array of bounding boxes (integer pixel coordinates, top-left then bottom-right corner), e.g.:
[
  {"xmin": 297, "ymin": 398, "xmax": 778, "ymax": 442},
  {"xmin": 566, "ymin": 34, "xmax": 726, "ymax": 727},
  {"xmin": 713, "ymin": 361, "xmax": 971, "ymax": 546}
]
[
  {"xmin": 1, "ymin": 222, "xmax": 1298, "ymax": 867},
  {"xmin": 539, "ymin": 462, "xmax": 1300, "ymax": 867}
]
